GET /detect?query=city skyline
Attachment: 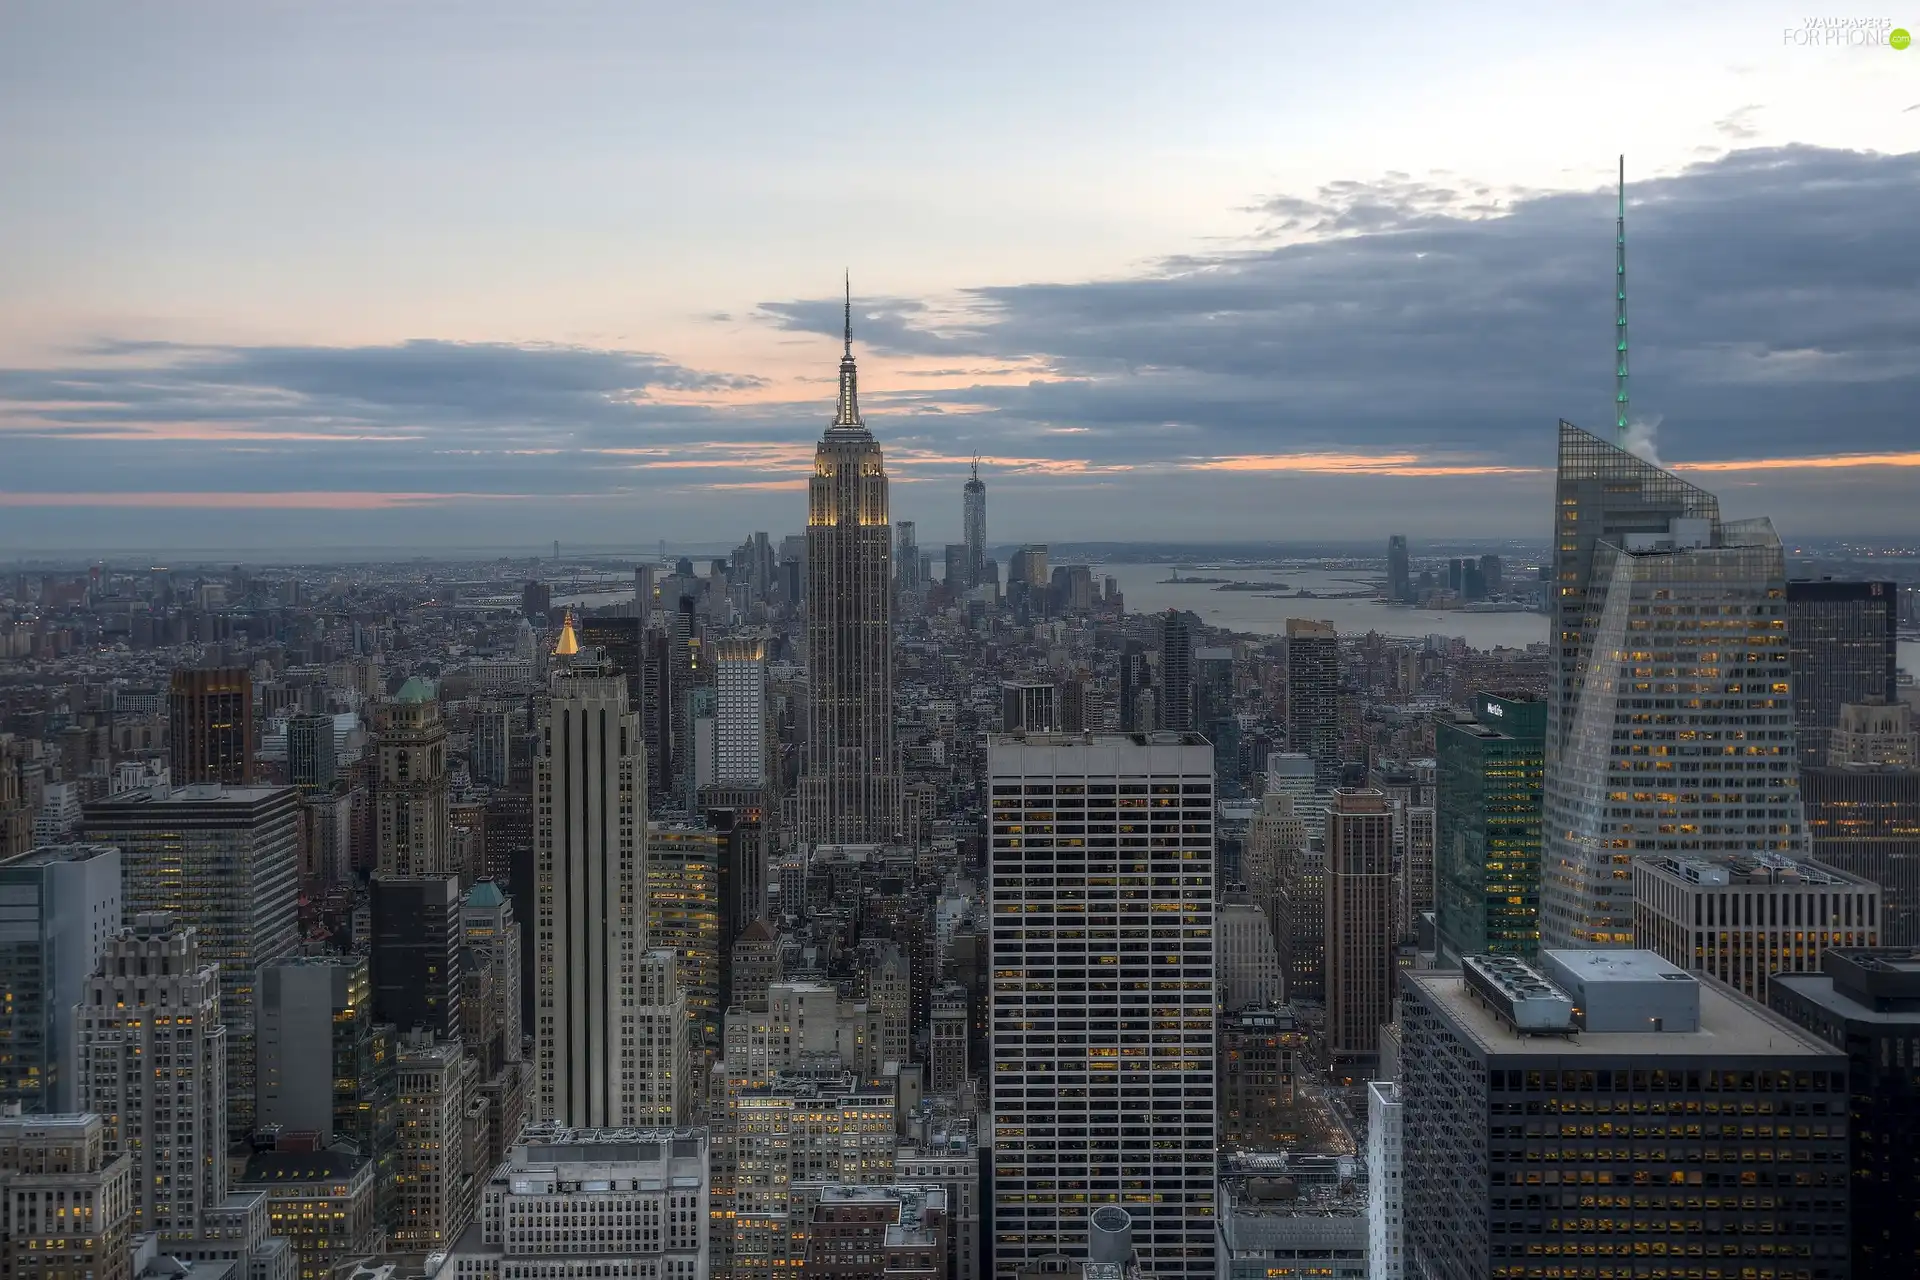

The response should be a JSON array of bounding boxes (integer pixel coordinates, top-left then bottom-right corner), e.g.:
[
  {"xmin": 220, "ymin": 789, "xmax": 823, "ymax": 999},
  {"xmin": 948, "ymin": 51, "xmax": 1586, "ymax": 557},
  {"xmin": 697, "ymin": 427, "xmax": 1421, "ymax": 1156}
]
[
  {"xmin": 9, "ymin": 12, "xmax": 1920, "ymax": 1275},
  {"xmin": 2, "ymin": 5, "xmax": 1917, "ymax": 547}
]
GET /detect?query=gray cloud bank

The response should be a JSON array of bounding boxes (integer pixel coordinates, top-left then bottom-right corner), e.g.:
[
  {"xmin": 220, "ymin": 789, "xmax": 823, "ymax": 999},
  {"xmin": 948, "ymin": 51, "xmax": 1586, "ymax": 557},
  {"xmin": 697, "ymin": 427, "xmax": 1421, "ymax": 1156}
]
[{"xmin": 2, "ymin": 145, "xmax": 1916, "ymax": 549}]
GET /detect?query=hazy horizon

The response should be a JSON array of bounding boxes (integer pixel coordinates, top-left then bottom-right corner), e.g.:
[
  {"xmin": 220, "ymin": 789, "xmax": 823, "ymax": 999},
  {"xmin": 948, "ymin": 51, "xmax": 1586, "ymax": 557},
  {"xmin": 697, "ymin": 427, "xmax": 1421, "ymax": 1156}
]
[{"xmin": 4, "ymin": 3, "xmax": 1916, "ymax": 546}]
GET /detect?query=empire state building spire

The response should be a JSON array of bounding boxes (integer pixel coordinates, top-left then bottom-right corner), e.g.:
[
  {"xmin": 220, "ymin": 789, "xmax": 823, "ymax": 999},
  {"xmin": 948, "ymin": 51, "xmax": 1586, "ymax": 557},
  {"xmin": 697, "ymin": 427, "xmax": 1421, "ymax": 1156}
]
[
  {"xmin": 832, "ymin": 271, "xmax": 864, "ymax": 430},
  {"xmin": 801, "ymin": 272, "xmax": 900, "ymax": 846}
]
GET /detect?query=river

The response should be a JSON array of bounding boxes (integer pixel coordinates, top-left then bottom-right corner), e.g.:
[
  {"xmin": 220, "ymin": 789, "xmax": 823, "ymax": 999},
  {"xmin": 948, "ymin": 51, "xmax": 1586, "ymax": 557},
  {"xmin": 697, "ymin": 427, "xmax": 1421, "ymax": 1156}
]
[
  {"xmin": 1093, "ymin": 562, "xmax": 1549, "ymax": 649},
  {"xmin": 561, "ymin": 562, "xmax": 1919, "ymax": 673}
]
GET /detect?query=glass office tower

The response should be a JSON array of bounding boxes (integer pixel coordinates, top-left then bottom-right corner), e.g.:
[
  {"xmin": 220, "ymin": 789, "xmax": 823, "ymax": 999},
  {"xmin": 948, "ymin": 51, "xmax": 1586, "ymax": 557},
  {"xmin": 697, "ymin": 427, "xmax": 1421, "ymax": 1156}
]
[{"xmin": 1435, "ymin": 692, "xmax": 1545, "ymax": 962}]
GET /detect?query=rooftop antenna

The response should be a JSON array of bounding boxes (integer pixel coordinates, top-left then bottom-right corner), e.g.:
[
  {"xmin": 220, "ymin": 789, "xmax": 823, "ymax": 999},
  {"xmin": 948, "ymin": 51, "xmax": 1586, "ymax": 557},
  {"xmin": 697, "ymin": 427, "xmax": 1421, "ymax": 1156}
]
[{"xmin": 1615, "ymin": 154, "xmax": 1629, "ymax": 445}]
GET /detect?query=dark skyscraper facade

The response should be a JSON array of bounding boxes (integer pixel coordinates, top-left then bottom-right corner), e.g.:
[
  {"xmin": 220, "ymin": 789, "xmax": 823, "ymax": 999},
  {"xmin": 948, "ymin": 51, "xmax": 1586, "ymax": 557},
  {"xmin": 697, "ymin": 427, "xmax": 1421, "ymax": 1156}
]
[
  {"xmin": 369, "ymin": 875, "xmax": 464, "ymax": 1041},
  {"xmin": 1804, "ymin": 763, "xmax": 1920, "ymax": 945},
  {"xmin": 1771, "ymin": 948, "xmax": 1920, "ymax": 1277},
  {"xmin": 1118, "ymin": 639, "xmax": 1149, "ymax": 732},
  {"xmin": 1786, "ymin": 578, "xmax": 1898, "ymax": 766},
  {"xmin": 287, "ymin": 713, "xmax": 337, "ymax": 795},
  {"xmin": 1284, "ymin": 618, "xmax": 1341, "ymax": 788},
  {"xmin": 798, "ymin": 287, "xmax": 900, "ymax": 845},
  {"xmin": 168, "ymin": 666, "xmax": 254, "ymax": 786},
  {"xmin": 1159, "ymin": 609, "xmax": 1194, "ymax": 732},
  {"xmin": 1435, "ymin": 691, "xmax": 1545, "ymax": 962},
  {"xmin": 1386, "ymin": 534, "xmax": 1410, "ymax": 602},
  {"xmin": 963, "ymin": 460, "xmax": 986, "ymax": 591}
]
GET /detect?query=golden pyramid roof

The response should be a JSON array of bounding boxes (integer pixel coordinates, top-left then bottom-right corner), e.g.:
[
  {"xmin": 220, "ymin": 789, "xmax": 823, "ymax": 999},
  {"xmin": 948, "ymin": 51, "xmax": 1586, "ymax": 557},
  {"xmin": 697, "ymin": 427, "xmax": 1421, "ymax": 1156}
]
[{"xmin": 554, "ymin": 611, "xmax": 580, "ymax": 657}]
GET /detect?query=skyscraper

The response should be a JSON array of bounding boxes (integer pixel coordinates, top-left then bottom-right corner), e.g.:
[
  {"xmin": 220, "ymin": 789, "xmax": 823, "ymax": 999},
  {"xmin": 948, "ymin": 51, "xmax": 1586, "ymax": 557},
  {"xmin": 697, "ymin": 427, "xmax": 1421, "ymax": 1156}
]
[
  {"xmin": 1284, "ymin": 619, "xmax": 1340, "ymax": 788},
  {"xmin": 472, "ymin": 703, "xmax": 512, "ymax": 788},
  {"xmin": 963, "ymin": 459, "xmax": 986, "ymax": 591},
  {"xmin": 1804, "ymin": 739, "xmax": 1920, "ymax": 945},
  {"xmin": 1434, "ymin": 693, "xmax": 1545, "ymax": 962},
  {"xmin": 0, "ymin": 843, "xmax": 121, "ymax": 1113},
  {"xmin": 168, "ymin": 666, "xmax": 254, "ymax": 785},
  {"xmin": 1786, "ymin": 578, "xmax": 1898, "ymax": 766},
  {"xmin": 1547, "ymin": 421, "xmax": 1720, "ymax": 765},
  {"xmin": 799, "ymin": 284, "xmax": 901, "ymax": 846},
  {"xmin": 1770, "ymin": 947, "xmax": 1920, "ymax": 1276},
  {"xmin": 1542, "ymin": 509, "xmax": 1806, "ymax": 949},
  {"xmin": 82, "ymin": 784, "xmax": 300, "ymax": 1140},
  {"xmin": 256, "ymin": 955, "xmax": 393, "ymax": 1163},
  {"xmin": 895, "ymin": 520, "xmax": 920, "ymax": 593},
  {"xmin": 713, "ymin": 638, "xmax": 768, "ymax": 786},
  {"xmin": 1386, "ymin": 535, "xmax": 1410, "ymax": 603},
  {"xmin": 1117, "ymin": 639, "xmax": 1149, "ymax": 733},
  {"xmin": 634, "ymin": 562, "xmax": 655, "ymax": 628},
  {"xmin": 370, "ymin": 875, "xmax": 465, "ymax": 1040},
  {"xmin": 987, "ymin": 731, "xmax": 1216, "ymax": 1280},
  {"xmin": 1403, "ymin": 952, "xmax": 1849, "ymax": 1279},
  {"xmin": 372, "ymin": 678, "xmax": 452, "ymax": 878},
  {"xmin": 1159, "ymin": 609, "xmax": 1195, "ymax": 732},
  {"xmin": 287, "ymin": 712, "xmax": 337, "ymax": 795},
  {"xmin": 463, "ymin": 879, "xmax": 523, "ymax": 1075},
  {"xmin": 78, "ymin": 913, "xmax": 228, "ymax": 1239},
  {"xmin": 536, "ymin": 666, "xmax": 687, "ymax": 1127},
  {"xmin": 1324, "ymin": 788, "xmax": 1394, "ymax": 1071}
]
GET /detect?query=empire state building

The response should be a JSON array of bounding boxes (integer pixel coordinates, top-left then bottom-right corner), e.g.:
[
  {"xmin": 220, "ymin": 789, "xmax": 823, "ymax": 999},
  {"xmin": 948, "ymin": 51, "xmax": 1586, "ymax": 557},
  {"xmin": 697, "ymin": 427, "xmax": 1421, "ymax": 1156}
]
[{"xmin": 799, "ymin": 282, "xmax": 901, "ymax": 844}]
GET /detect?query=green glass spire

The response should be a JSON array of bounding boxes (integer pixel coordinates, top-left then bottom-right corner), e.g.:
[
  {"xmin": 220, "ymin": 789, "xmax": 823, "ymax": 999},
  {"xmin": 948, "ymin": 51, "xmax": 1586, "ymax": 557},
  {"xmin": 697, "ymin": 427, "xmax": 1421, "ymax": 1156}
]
[{"xmin": 1615, "ymin": 155, "xmax": 1629, "ymax": 444}]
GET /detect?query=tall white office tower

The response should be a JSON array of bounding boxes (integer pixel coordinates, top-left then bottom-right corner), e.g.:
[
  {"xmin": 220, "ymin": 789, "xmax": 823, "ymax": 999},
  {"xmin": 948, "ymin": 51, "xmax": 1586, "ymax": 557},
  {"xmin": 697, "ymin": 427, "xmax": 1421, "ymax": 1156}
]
[
  {"xmin": 987, "ymin": 731, "xmax": 1216, "ymax": 1280},
  {"xmin": 536, "ymin": 665, "xmax": 689, "ymax": 1127},
  {"xmin": 798, "ymin": 281, "xmax": 901, "ymax": 845},
  {"xmin": 78, "ymin": 913, "xmax": 227, "ymax": 1239},
  {"xmin": 1542, "ymin": 509, "xmax": 1807, "ymax": 949},
  {"xmin": 713, "ymin": 638, "xmax": 769, "ymax": 785},
  {"xmin": 1367, "ymin": 1079, "xmax": 1404, "ymax": 1280},
  {"xmin": 963, "ymin": 460, "xmax": 987, "ymax": 590}
]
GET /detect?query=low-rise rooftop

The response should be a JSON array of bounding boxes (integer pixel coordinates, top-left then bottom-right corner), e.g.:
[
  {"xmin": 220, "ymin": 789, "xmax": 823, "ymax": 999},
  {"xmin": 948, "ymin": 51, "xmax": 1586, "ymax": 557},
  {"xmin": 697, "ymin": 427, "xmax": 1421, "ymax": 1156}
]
[{"xmin": 1409, "ymin": 968, "xmax": 1835, "ymax": 1059}]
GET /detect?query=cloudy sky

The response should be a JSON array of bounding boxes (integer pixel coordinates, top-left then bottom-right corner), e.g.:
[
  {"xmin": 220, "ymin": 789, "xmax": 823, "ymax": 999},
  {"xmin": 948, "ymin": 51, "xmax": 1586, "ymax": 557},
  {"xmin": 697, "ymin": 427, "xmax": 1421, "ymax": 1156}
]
[{"xmin": 2, "ymin": 2, "xmax": 1916, "ymax": 553}]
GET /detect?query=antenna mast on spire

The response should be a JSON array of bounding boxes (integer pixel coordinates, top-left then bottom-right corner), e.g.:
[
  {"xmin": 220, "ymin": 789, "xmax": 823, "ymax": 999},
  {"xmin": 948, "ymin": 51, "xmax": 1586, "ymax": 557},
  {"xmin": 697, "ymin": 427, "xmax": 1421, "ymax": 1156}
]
[
  {"xmin": 1615, "ymin": 154, "xmax": 1629, "ymax": 444},
  {"xmin": 971, "ymin": 453, "xmax": 979, "ymax": 481},
  {"xmin": 844, "ymin": 270, "xmax": 853, "ymax": 357}
]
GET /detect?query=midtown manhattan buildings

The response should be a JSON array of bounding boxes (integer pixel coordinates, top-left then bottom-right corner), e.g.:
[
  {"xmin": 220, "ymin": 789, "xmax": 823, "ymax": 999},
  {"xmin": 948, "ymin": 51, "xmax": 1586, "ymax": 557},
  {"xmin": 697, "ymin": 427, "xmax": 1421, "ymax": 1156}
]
[
  {"xmin": 798, "ymin": 293, "xmax": 901, "ymax": 846},
  {"xmin": 987, "ymin": 731, "xmax": 1216, "ymax": 1280},
  {"xmin": 82, "ymin": 784, "xmax": 300, "ymax": 1140}
]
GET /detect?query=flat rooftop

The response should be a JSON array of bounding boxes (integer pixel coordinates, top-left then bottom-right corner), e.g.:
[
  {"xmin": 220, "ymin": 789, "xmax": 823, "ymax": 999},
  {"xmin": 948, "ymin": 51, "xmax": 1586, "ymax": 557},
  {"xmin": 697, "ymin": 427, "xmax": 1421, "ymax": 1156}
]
[
  {"xmin": 1410, "ymin": 970, "xmax": 1835, "ymax": 1059},
  {"xmin": 0, "ymin": 843, "xmax": 117, "ymax": 868},
  {"xmin": 988, "ymin": 731, "xmax": 1210, "ymax": 749},
  {"xmin": 1542, "ymin": 948, "xmax": 1690, "ymax": 984},
  {"xmin": 1638, "ymin": 852, "xmax": 1860, "ymax": 888}
]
